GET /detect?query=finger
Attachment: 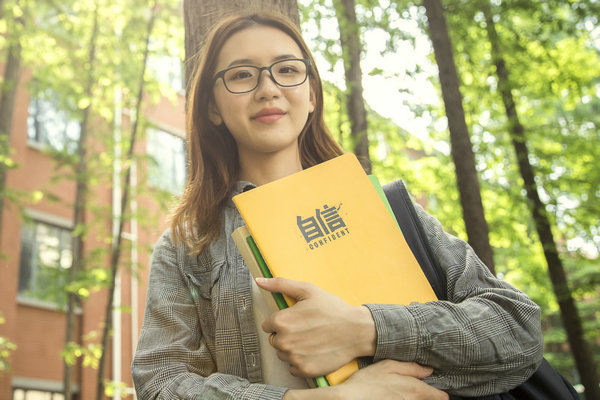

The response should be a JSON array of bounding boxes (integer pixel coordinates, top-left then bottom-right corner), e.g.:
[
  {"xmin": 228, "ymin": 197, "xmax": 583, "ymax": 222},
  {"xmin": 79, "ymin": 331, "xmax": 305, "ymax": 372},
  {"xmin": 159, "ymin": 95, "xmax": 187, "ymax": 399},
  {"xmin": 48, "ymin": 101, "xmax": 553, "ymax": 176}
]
[
  {"xmin": 375, "ymin": 360, "xmax": 434, "ymax": 379},
  {"xmin": 276, "ymin": 349, "xmax": 292, "ymax": 364},
  {"xmin": 261, "ymin": 310, "xmax": 288, "ymax": 335},
  {"xmin": 411, "ymin": 380, "xmax": 449, "ymax": 400},
  {"xmin": 255, "ymin": 277, "xmax": 313, "ymax": 301},
  {"xmin": 261, "ymin": 316, "xmax": 275, "ymax": 334},
  {"xmin": 403, "ymin": 378, "xmax": 449, "ymax": 400},
  {"xmin": 288, "ymin": 364, "xmax": 305, "ymax": 378}
]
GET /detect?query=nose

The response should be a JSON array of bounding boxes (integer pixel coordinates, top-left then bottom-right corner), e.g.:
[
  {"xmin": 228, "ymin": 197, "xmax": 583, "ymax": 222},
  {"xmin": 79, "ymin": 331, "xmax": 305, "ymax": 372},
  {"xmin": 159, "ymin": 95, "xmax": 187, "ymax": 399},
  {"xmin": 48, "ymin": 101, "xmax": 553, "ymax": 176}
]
[{"xmin": 254, "ymin": 69, "xmax": 280, "ymax": 99}]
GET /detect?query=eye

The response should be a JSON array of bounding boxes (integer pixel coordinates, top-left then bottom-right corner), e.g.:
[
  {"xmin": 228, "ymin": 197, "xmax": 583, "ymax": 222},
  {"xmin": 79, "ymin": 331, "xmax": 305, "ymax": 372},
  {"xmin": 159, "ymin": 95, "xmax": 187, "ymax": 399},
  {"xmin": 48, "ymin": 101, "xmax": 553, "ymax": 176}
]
[
  {"xmin": 227, "ymin": 67, "xmax": 257, "ymax": 81},
  {"xmin": 276, "ymin": 64, "xmax": 300, "ymax": 75}
]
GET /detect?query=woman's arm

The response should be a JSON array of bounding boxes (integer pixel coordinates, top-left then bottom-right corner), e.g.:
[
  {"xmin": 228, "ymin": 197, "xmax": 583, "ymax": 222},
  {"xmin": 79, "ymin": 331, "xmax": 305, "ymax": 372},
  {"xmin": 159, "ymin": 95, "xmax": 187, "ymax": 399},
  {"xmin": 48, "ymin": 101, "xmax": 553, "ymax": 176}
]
[
  {"xmin": 366, "ymin": 202, "xmax": 543, "ymax": 396},
  {"xmin": 257, "ymin": 202, "xmax": 543, "ymax": 397},
  {"xmin": 131, "ymin": 230, "xmax": 288, "ymax": 400}
]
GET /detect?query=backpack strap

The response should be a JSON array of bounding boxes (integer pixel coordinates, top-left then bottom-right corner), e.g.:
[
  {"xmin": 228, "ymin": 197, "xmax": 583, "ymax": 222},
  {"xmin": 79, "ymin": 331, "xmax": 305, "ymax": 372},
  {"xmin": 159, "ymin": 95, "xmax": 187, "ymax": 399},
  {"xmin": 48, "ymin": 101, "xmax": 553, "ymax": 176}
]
[{"xmin": 382, "ymin": 179, "xmax": 447, "ymax": 300}]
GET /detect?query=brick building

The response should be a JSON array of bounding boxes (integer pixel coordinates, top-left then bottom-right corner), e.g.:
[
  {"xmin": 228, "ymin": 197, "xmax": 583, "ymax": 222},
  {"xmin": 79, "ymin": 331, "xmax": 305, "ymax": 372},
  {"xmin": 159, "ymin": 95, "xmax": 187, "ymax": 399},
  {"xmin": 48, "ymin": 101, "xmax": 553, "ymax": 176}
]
[{"xmin": 0, "ymin": 64, "xmax": 186, "ymax": 399}]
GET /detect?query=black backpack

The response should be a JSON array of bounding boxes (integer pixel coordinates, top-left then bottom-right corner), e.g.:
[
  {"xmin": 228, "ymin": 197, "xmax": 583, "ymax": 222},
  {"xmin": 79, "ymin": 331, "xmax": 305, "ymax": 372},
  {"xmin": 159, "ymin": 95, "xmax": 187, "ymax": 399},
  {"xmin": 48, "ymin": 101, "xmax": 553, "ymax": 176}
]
[{"xmin": 383, "ymin": 179, "xmax": 579, "ymax": 400}]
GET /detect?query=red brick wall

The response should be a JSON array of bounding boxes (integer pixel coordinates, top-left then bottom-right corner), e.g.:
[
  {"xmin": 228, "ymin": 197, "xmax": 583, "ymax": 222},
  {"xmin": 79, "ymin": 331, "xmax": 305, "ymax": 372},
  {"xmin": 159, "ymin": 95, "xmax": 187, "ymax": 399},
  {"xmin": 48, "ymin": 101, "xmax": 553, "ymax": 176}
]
[{"xmin": 0, "ymin": 65, "xmax": 184, "ymax": 399}]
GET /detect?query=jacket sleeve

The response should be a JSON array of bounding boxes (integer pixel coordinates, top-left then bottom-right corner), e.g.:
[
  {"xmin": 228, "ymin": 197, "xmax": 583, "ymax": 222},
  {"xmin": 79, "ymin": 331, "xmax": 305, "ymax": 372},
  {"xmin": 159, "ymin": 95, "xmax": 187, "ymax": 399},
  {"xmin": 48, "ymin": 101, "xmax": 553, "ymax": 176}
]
[
  {"xmin": 365, "ymin": 202, "xmax": 543, "ymax": 397},
  {"xmin": 131, "ymin": 230, "xmax": 288, "ymax": 400}
]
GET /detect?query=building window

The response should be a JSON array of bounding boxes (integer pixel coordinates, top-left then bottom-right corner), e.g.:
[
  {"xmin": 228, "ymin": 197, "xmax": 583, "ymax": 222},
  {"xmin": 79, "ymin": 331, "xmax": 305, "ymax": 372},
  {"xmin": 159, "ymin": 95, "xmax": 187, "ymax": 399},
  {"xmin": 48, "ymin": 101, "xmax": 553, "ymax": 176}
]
[
  {"xmin": 146, "ymin": 128, "xmax": 186, "ymax": 194},
  {"xmin": 11, "ymin": 377, "xmax": 76, "ymax": 400},
  {"xmin": 18, "ymin": 217, "xmax": 73, "ymax": 307},
  {"xmin": 13, "ymin": 388, "xmax": 65, "ymax": 400},
  {"xmin": 27, "ymin": 93, "xmax": 80, "ymax": 153}
]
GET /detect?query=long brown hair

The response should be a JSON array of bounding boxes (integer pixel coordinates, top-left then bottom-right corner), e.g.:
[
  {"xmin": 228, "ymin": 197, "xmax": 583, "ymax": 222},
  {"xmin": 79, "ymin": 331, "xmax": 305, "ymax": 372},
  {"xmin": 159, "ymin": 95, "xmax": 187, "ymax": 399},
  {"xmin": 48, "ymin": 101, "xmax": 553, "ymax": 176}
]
[{"xmin": 171, "ymin": 12, "xmax": 344, "ymax": 253}]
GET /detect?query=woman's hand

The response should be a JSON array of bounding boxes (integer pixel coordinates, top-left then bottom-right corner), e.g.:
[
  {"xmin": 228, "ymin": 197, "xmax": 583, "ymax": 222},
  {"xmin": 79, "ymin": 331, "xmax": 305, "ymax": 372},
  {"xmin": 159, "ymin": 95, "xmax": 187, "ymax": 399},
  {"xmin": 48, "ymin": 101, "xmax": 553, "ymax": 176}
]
[
  {"xmin": 256, "ymin": 277, "xmax": 376, "ymax": 378},
  {"xmin": 284, "ymin": 361, "xmax": 449, "ymax": 400},
  {"xmin": 339, "ymin": 360, "xmax": 448, "ymax": 399},
  {"xmin": 340, "ymin": 360, "xmax": 448, "ymax": 400}
]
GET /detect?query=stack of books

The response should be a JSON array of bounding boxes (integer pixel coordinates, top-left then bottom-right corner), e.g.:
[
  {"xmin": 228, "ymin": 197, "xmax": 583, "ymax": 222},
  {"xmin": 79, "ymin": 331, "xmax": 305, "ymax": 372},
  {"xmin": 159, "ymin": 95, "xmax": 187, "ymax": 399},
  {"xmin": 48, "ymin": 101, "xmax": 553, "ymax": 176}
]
[{"xmin": 232, "ymin": 153, "xmax": 437, "ymax": 387}]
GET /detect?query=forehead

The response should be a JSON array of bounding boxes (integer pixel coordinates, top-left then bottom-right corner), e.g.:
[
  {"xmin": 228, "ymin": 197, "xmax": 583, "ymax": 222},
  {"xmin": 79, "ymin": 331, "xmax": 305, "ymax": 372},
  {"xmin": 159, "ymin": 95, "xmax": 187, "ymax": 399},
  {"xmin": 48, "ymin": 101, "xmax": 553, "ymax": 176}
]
[{"xmin": 216, "ymin": 26, "xmax": 304, "ymax": 69}]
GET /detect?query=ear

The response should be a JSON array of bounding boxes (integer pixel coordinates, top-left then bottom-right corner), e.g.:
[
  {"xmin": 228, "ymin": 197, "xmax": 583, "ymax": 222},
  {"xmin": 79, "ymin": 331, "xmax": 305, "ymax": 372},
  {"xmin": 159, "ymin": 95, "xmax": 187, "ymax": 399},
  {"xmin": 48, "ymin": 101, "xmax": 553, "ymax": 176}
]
[
  {"xmin": 309, "ymin": 87, "xmax": 316, "ymax": 114},
  {"xmin": 209, "ymin": 101, "xmax": 223, "ymax": 125}
]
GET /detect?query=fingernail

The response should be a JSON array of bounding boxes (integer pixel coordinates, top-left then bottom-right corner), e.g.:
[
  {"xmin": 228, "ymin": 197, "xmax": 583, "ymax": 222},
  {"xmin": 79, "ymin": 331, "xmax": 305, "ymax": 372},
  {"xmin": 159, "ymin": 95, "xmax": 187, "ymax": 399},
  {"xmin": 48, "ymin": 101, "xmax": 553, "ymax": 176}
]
[{"xmin": 255, "ymin": 277, "xmax": 268, "ymax": 284}]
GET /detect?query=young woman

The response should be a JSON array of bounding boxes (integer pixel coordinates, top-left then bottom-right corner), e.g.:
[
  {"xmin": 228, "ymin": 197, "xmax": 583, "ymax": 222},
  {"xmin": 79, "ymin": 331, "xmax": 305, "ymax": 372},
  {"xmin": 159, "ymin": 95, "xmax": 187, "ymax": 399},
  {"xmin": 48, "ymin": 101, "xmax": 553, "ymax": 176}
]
[{"xmin": 131, "ymin": 12, "xmax": 543, "ymax": 400}]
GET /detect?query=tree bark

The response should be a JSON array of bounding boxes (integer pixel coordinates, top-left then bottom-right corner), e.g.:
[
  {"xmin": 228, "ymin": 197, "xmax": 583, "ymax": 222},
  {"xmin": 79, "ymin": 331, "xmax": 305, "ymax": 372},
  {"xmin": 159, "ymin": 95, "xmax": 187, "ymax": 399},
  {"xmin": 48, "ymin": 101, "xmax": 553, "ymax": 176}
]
[
  {"xmin": 0, "ymin": 40, "xmax": 22, "ymax": 244},
  {"xmin": 95, "ymin": 2, "xmax": 158, "ymax": 399},
  {"xmin": 333, "ymin": 0, "xmax": 371, "ymax": 173},
  {"xmin": 422, "ymin": 0, "xmax": 495, "ymax": 272},
  {"xmin": 183, "ymin": 0, "xmax": 299, "ymax": 88},
  {"xmin": 483, "ymin": 4, "xmax": 599, "ymax": 397},
  {"xmin": 63, "ymin": 3, "xmax": 99, "ymax": 398}
]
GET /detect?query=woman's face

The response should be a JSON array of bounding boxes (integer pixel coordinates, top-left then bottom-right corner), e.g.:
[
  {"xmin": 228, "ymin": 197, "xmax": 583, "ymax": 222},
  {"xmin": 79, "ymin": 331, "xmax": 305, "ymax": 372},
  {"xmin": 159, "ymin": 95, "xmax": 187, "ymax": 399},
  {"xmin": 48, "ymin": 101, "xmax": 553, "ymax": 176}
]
[{"xmin": 209, "ymin": 26, "xmax": 315, "ymax": 163}]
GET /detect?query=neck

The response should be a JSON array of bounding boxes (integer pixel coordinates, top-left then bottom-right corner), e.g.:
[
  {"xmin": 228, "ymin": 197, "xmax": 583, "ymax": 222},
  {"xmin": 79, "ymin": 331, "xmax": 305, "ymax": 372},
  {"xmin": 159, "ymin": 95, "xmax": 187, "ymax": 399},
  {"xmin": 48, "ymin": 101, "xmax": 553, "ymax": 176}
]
[{"xmin": 238, "ymin": 147, "xmax": 302, "ymax": 186}]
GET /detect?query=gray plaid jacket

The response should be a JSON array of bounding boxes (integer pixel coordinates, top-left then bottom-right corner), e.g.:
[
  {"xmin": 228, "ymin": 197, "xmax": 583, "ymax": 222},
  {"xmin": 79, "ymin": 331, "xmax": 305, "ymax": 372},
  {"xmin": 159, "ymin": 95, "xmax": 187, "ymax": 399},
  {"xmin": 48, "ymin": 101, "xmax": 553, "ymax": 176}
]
[{"xmin": 132, "ymin": 182, "xmax": 543, "ymax": 399}]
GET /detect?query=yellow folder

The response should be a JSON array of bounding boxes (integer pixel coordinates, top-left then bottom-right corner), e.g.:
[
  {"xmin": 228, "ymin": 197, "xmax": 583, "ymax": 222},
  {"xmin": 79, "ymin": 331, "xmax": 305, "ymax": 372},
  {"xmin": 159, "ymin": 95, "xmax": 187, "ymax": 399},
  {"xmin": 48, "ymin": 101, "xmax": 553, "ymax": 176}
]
[{"xmin": 232, "ymin": 153, "xmax": 437, "ymax": 385}]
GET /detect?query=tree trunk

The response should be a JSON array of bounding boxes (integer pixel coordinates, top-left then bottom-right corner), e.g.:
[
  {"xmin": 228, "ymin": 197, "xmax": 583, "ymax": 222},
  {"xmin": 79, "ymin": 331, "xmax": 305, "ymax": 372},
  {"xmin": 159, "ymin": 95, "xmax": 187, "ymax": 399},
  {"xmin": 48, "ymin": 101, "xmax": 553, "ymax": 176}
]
[
  {"xmin": 483, "ymin": 4, "xmax": 600, "ymax": 397},
  {"xmin": 333, "ymin": 0, "xmax": 371, "ymax": 173},
  {"xmin": 63, "ymin": 4, "xmax": 99, "ymax": 399},
  {"xmin": 0, "ymin": 40, "xmax": 22, "ymax": 244},
  {"xmin": 422, "ymin": 0, "xmax": 495, "ymax": 272},
  {"xmin": 95, "ymin": 3, "xmax": 158, "ymax": 399},
  {"xmin": 183, "ymin": 0, "xmax": 299, "ymax": 88}
]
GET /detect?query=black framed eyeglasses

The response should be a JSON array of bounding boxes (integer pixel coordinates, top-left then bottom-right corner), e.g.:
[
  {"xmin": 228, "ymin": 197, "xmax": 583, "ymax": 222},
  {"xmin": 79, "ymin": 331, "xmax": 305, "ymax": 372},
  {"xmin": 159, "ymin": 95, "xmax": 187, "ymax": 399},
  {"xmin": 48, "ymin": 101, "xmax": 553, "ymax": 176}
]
[{"xmin": 213, "ymin": 58, "xmax": 311, "ymax": 94}]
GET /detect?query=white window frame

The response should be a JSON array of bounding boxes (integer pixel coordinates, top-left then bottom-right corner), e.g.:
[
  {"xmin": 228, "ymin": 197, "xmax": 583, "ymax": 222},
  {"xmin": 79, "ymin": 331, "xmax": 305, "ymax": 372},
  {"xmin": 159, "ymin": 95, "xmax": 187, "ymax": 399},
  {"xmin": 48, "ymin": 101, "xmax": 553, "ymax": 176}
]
[
  {"xmin": 17, "ymin": 209, "xmax": 74, "ymax": 311},
  {"xmin": 26, "ymin": 92, "xmax": 80, "ymax": 153},
  {"xmin": 12, "ymin": 376, "xmax": 79, "ymax": 400},
  {"xmin": 145, "ymin": 125, "xmax": 186, "ymax": 194}
]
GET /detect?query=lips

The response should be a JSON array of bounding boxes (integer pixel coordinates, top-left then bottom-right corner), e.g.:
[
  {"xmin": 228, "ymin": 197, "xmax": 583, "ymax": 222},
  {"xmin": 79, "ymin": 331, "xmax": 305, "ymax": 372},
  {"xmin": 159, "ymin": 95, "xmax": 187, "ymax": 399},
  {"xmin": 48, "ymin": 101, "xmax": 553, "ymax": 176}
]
[{"xmin": 251, "ymin": 108, "xmax": 285, "ymax": 123}]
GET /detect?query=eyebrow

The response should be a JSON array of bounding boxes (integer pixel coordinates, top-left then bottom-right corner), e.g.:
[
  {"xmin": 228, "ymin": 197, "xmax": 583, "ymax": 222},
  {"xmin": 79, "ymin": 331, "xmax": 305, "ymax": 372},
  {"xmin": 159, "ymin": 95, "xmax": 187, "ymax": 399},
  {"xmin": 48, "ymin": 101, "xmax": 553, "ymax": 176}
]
[{"xmin": 226, "ymin": 54, "xmax": 302, "ymax": 68}]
